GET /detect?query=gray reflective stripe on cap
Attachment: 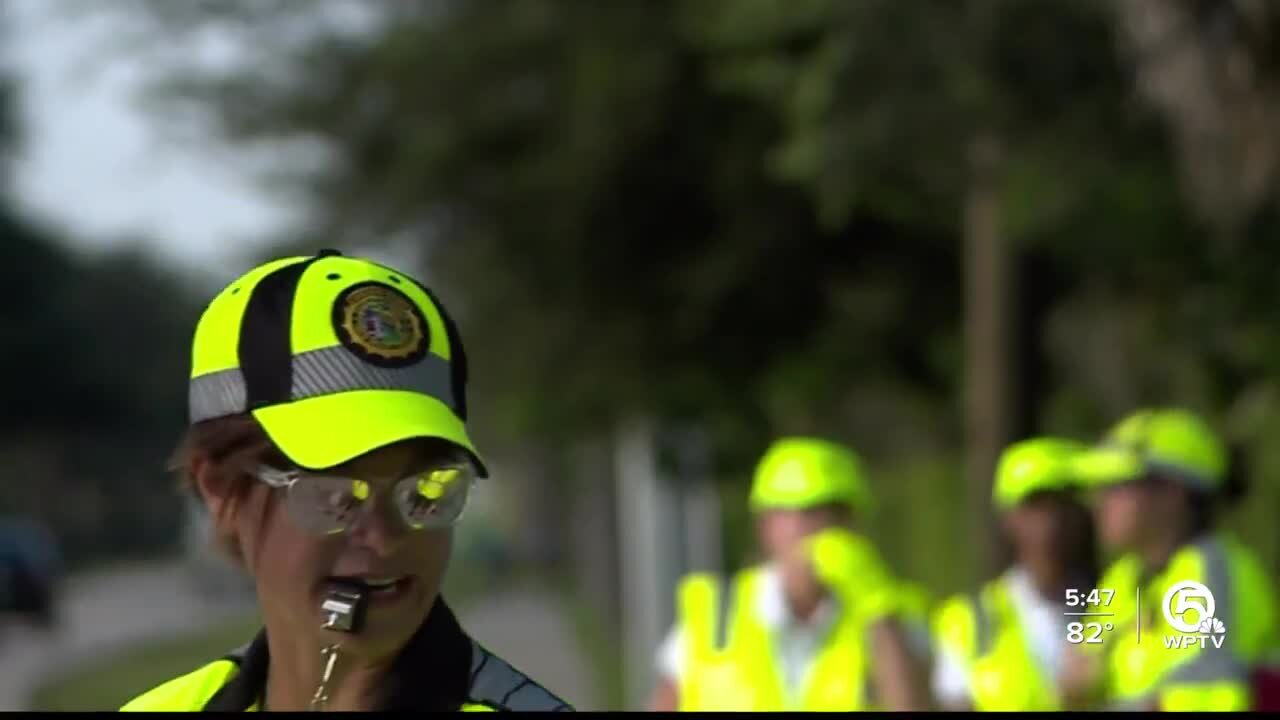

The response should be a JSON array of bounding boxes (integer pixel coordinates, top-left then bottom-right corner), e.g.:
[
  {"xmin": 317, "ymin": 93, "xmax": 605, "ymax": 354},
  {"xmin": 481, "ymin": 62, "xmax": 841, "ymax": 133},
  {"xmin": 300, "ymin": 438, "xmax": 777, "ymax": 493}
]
[
  {"xmin": 189, "ymin": 345, "xmax": 455, "ymax": 423},
  {"xmin": 190, "ymin": 367, "xmax": 248, "ymax": 424},
  {"xmin": 1144, "ymin": 460, "xmax": 1217, "ymax": 492},
  {"xmin": 1097, "ymin": 439, "xmax": 1218, "ymax": 490},
  {"xmin": 468, "ymin": 641, "xmax": 573, "ymax": 711}
]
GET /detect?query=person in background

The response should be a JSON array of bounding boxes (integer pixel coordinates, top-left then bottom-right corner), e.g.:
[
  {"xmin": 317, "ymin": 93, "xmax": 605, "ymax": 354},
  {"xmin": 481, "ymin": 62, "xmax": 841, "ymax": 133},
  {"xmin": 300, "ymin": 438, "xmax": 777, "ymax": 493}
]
[
  {"xmin": 1061, "ymin": 407, "xmax": 1277, "ymax": 711},
  {"xmin": 897, "ymin": 578, "xmax": 938, "ymax": 686},
  {"xmin": 648, "ymin": 436, "xmax": 929, "ymax": 712},
  {"xmin": 120, "ymin": 250, "xmax": 572, "ymax": 712},
  {"xmin": 931, "ymin": 437, "xmax": 1099, "ymax": 711}
]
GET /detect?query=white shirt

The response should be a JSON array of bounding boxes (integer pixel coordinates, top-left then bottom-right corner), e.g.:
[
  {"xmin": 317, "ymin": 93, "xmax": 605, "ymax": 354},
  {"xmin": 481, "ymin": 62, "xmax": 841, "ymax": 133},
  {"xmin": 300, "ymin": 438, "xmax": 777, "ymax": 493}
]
[
  {"xmin": 655, "ymin": 564, "xmax": 840, "ymax": 703},
  {"xmin": 931, "ymin": 567, "xmax": 1067, "ymax": 707}
]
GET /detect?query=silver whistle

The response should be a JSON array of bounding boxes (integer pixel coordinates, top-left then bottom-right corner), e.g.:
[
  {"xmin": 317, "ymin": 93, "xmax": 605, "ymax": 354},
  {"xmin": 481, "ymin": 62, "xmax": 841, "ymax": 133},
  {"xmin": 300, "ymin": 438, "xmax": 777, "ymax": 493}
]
[
  {"xmin": 309, "ymin": 582, "xmax": 368, "ymax": 711},
  {"xmin": 320, "ymin": 581, "xmax": 368, "ymax": 633}
]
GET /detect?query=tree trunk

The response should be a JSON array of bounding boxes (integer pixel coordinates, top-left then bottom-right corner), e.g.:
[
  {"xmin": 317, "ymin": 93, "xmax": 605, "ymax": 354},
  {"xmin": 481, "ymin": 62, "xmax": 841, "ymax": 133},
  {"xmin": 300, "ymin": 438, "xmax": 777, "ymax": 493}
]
[{"xmin": 964, "ymin": 132, "xmax": 1011, "ymax": 583}]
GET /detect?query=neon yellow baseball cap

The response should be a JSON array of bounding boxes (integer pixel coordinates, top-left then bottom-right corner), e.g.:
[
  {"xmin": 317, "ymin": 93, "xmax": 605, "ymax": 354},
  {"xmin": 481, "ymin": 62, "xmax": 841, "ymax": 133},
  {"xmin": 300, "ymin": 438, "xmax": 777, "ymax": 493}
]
[
  {"xmin": 992, "ymin": 436, "xmax": 1087, "ymax": 510},
  {"xmin": 186, "ymin": 249, "xmax": 486, "ymax": 475},
  {"xmin": 1072, "ymin": 408, "xmax": 1225, "ymax": 493},
  {"xmin": 748, "ymin": 437, "xmax": 873, "ymax": 514}
]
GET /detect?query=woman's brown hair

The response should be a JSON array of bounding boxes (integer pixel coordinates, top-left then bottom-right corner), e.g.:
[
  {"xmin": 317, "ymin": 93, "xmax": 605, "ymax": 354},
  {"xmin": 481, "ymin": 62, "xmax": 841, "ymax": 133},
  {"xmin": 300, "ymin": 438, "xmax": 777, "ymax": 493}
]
[{"xmin": 168, "ymin": 413, "xmax": 288, "ymax": 565}]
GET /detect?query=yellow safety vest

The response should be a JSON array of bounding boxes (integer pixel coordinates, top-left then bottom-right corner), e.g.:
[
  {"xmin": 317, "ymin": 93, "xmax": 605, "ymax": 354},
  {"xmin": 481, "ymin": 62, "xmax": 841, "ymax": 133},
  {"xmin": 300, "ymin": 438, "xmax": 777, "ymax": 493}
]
[
  {"xmin": 933, "ymin": 572, "xmax": 1060, "ymax": 711},
  {"xmin": 1090, "ymin": 531, "xmax": 1276, "ymax": 711},
  {"xmin": 675, "ymin": 566, "xmax": 872, "ymax": 711},
  {"xmin": 119, "ymin": 637, "xmax": 560, "ymax": 712},
  {"xmin": 119, "ymin": 660, "xmax": 495, "ymax": 712}
]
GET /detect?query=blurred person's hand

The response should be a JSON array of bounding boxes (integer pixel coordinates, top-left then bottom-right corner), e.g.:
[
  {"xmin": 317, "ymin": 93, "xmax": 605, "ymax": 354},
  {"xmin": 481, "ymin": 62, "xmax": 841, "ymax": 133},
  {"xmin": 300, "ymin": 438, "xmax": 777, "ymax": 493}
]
[
  {"xmin": 801, "ymin": 528, "xmax": 897, "ymax": 612},
  {"xmin": 1058, "ymin": 645, "xmax": 1105, "ymax": 709},
  {"xmin": 803, "ymin": 529, "xmax": 929, "ymax": 710}
]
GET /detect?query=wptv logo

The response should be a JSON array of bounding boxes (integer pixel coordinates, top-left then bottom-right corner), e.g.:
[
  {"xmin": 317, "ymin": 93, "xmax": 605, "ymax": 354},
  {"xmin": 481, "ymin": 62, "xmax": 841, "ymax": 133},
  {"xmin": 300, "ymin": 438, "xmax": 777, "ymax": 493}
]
[{"xmin": 1161, "ymin": 580, "xmax": 1226, "ymax": 650}]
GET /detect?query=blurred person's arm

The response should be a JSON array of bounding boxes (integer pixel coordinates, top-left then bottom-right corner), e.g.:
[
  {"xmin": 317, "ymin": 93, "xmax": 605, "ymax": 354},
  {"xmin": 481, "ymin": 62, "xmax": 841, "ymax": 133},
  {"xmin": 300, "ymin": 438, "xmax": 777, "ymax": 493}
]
[
  {"xmin": 649, "ymin": 677, "xmax": 679, "ymax": 712},
  {"xmin": 648, "ymin": 624, "xmax": 683, "ymax": 711},
  {"xmin": 1058, "ymin": 645, "xmax": 1107, "ymax": 710},
  {"xmin": 868, "ymin": 616, "xmax": 931, "ymax": 711}
]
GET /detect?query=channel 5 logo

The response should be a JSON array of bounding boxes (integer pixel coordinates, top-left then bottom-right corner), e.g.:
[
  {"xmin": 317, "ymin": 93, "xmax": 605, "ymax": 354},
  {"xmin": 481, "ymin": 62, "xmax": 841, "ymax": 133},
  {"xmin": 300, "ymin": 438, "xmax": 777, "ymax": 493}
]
[{"xmin": 1161, "ymin": 580, "xmax": 1226, "ymax": 650}]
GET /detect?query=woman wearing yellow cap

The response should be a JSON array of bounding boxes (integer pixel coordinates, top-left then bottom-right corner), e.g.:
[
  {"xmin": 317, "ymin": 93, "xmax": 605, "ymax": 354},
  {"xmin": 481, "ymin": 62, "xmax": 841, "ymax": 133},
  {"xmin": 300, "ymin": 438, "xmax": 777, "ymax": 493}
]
[
  {"xmin": 648, "ymin": 436, "xmax": 929, "ymax": 712},
  {"xmin": 930, "ymin": 437, "xmax": 1099, "ymax": 711},
  {"xmin": 1060, "ymin": 407, "xmax": 1277, "ymax": 711},
  {"xmin": 119, "ymin": 250, "xmax": 571, "ymax": 711}
]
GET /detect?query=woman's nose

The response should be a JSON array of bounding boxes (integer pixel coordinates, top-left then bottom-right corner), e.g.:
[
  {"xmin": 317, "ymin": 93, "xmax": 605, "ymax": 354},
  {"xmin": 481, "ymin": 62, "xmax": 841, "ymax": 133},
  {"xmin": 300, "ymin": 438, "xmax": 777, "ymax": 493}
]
[{"xmin": 347, "ymin": 497, "xmax": 409, "ymax": 556}]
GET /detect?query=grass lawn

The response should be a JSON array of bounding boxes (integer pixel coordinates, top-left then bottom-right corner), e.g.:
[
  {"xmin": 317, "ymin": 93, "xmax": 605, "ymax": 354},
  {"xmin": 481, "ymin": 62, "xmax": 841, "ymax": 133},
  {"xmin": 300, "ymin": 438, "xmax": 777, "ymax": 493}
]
[
  {"xmin": 565, "ymin": 600, "xmax": 624, "ymax": 711},
  {"xmin": 28, "ymin": 613, "xmax": 260, "ymax": 712}
]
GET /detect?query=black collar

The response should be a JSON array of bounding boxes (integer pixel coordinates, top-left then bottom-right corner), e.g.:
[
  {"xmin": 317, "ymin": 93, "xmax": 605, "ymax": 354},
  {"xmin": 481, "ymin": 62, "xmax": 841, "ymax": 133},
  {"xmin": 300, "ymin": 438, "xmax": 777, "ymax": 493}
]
[{"xmin": 205, "ymin": 596, "xmax": 473, "ymax": 711}]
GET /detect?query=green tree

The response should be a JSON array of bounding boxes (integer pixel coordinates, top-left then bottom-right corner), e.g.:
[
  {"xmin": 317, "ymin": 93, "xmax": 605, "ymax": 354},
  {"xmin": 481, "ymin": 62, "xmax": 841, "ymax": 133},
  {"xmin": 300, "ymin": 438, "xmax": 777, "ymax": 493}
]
[
  {"xmin": 93, "ymin": 0, "xmax": 1280, "ymax": 589},
  {"xmin": 0, "ymin": 41, "xmax": 203, "ymax": 565}
]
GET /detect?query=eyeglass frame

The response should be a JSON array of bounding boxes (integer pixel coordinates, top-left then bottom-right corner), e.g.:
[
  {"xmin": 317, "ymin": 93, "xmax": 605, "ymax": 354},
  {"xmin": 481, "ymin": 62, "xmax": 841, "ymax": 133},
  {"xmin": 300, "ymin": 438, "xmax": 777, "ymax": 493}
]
[{"xmin": 252, "ymin": 459, "xmax": 479, "ymax": 535}]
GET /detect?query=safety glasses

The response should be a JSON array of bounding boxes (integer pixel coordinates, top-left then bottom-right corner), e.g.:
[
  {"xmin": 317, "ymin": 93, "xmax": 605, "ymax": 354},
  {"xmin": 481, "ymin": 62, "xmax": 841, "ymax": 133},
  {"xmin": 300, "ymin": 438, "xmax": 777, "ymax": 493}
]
[{"xmin": 255, "ymin": 459, "xmax": 477, "ymax": 536}]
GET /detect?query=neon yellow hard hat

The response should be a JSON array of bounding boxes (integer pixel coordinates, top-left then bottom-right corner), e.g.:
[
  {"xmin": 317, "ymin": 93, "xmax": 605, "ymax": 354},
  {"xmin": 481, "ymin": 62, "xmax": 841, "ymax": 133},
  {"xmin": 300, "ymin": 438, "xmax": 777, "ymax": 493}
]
[
  {"xmin": 1072, "ymin": 408, "xmax": 1226, "ymax": 493},
  {"xmin": 992, "ymin": 436, "xmax": 1087, "ymax": 510},
  {"xmin": 748, "ymin": 437, "xmax": 873, "ymax": 514},
  {"xmin": 187, "ymin": 249, "xmax": 485, "ymax": 475}
]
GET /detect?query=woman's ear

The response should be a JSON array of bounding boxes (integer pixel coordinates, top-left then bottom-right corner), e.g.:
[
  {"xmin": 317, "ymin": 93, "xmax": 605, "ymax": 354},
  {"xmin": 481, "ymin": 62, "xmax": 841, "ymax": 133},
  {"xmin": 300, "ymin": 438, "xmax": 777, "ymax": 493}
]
[
  {"xmin": 192, "ymin": 453, "xmax": 239, "ymax": 531},
  {"xmin": 191, "ymin": 452, "xmax": 256, "ymax": 569}
]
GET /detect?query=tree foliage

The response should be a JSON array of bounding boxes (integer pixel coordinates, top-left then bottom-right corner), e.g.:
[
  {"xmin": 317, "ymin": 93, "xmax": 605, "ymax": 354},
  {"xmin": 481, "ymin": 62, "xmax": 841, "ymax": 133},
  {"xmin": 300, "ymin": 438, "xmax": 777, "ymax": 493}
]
[
  {"xmin": 86, "ymin": 0, "xmax": 1280, "ymax": 586},
  {"xmin": 0, "ymin": 49, "xmax": 202, "ymax": 565}
]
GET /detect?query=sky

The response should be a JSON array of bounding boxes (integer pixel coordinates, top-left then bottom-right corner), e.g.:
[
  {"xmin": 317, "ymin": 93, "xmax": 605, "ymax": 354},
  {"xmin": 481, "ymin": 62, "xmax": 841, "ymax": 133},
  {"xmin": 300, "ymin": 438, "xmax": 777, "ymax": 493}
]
[{"xmin": 6, "ymin": 0, "xmax": 290, "ymax": 282}]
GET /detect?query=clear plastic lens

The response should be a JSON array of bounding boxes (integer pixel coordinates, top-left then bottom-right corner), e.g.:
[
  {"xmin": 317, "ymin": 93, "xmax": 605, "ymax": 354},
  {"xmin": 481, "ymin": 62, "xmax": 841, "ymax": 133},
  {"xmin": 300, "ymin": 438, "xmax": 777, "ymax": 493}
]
[
  {"xmin": 398, "ymin": 467, "xmax": 473, "ymax": 530},
  {"xmin": 286, "ymin": 476, "xmax": 371, "ymax": 534},
  {"xmin": 278, "ymin": 465, "xmax": 475, "ymax": 535}
]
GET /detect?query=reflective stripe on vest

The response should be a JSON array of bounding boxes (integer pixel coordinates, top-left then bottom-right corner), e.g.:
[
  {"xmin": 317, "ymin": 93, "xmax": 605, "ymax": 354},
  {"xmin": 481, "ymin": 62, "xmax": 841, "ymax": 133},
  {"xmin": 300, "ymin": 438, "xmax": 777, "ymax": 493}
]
[
  {"xmin": 933, "ymin": 574, "xmax": 1061, "ymax": 711},
  {"xmin": 1100, "ymin": 533, "xmax": 1265, "ymax": 711},
  {"xmin": 467, "ymin": 640, "xmax": 573, "ymax": 711},
  {"xmin": 119, "ymin": 639, "xmax": 567, "ymax": 712},
  {"xmin": 676, "ymin": 566, "xmax": 868, "ymax": 711}
]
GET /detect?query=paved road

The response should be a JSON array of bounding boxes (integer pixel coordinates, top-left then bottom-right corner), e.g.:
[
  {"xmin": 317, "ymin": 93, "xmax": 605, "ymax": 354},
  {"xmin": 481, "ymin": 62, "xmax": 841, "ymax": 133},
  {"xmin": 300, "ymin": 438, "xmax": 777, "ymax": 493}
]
[
  {"xmin": 0, "ymin": 559, "xmax": 253, "ymax": 711},
  {"xmin": 0, "ymin": 562, "xmax": 599, "ymax": 711}
]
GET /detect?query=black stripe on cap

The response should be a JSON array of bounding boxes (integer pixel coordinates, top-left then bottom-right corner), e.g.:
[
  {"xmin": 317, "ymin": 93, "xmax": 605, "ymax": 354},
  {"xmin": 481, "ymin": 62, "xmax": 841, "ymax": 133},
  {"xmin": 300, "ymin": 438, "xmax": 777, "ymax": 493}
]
[
  {"xmin": 371, "ymin": 262, "xmax": 470, "ymax": 421},
  {"xmin": 238, "ymin": 258, "xmax": 321, "ymax": 410},
  {"xmin": 416, "ymin": 284, "xmax": 470, "ymax": 421}
]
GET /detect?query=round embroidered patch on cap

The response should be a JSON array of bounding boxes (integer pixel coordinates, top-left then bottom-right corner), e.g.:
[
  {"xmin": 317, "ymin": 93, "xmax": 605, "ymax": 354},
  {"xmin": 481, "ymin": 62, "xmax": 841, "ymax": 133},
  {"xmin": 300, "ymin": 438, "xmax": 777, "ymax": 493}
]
[{"xmin": 333, "ymin": 282, "xmax": 430, "ymax": 367}]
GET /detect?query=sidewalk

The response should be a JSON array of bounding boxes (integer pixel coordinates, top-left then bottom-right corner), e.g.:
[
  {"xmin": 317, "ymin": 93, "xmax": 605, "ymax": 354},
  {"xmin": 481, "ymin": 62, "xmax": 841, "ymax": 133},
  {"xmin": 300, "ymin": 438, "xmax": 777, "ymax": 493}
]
[{"xmin": 0, "ymin": 559, "xmax": 252, "ymax": 711}]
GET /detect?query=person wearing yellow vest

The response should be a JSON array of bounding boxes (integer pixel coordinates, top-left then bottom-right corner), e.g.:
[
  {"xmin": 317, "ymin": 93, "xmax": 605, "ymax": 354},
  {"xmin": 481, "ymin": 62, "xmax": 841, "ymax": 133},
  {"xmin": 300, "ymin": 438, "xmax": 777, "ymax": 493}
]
[
  {"xmin": 931, "ymin": 437, "xmax": 1100, "ymax": 711},
  {"xmin": 648, "ymin": 436, "xmax": 929, "ymax": 711},
  {"xmin": 1060, "ymin": 407, "xmax": 1277, "ymax": 711},
  {"xmin": 120, "ymin": 250, "xmax": 571, "ymax": 712}
]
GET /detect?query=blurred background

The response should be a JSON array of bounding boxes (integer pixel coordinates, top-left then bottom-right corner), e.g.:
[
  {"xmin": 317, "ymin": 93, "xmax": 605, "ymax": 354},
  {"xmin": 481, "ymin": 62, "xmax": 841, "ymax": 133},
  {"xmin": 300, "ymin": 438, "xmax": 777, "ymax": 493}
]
[{"xmin": 0, "ymin": 0, "xmax": 1278, "ymax": 711}]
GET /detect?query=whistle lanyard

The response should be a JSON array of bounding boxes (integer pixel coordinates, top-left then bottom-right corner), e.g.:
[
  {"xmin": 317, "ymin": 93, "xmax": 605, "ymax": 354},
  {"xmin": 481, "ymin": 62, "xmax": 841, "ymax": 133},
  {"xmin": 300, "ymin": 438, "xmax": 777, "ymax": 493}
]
[{"xmin": 309, "ymin": 644, "xmax": 343, "ymax": 711}]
